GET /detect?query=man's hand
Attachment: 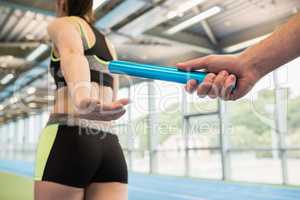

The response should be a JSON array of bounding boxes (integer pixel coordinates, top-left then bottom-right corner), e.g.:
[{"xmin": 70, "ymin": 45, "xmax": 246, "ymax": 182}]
[
  {"xmin": 177, "ymin": 54, "xmax": 260, "ymax": 100},
  {"xmin": 77, "ymin": 98, "xmax": 130, "ymax": 121}
]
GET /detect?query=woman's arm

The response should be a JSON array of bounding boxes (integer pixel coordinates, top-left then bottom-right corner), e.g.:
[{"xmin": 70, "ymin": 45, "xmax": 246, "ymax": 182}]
[
  {"xmin": 48, "ymin": 18, "xmax": 91, "ymax": 109},
  {"xmin": 48, "ymin": 18, "xmax": 129, "ymax": 120}
]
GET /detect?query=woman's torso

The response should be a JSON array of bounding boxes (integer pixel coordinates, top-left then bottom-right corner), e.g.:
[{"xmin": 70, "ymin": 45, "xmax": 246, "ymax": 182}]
[{"xmin": 50, "ymin": 17, "xmax": 115, "ymax": 115}]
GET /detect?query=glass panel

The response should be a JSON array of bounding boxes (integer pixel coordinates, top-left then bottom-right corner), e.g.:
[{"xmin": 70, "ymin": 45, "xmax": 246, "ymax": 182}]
[
  {"xmin": 286, "ymin": 62, "xmax": 300, "ymax": 147},
  {"xmin": 131, "ymin": 82, "xmax": 149, "ymax": 120},
  {"xmin": 153, "ymin": 81, "xmax": 182, "ymax": 113},
  {"xmin": 28, "ymin": 115, "xmax": 35, "ymax": 144},
  {"xmin": 154, "ymin": 81, "xmax": 184, "ymax": 151},
  {"xmin": 115, "ymin": 124, "xmax": 128, "ymax": 148},
  {"xmin": 287, "ymin": 151, "xmax": 300, "ymax": 185},
  {"xmin": 287, "ymin": 98, "xmax": 300, "ymax": 147},
  {"xmin": 187, "ymin": 93, "xmax": 218, "ymax": 114},
  {"xmin": 15, "ymin": 118, "xmax": 25, "ymax": 160},
  {"xmin": 132, "ymin": 117, "xmax": 148, "ymax": 151},
  {"xmin": 7, "ymin": 122, "xmax": 15, "ymax": 160},
  {"xmin": 41, "ymin": 111, "xmax": 50, "ymax": 127},
  {"xmin": 156, "ymin": 150, "xmax": 185, "ymax": 176},
  {"xmin": 188, "ymin": 115, "xmax": 220, "ymax": 148},
  {"xmin": 228, "ymin": 78, "xmax": 276, "ymax": 149},
  {"xmin": 229, "ymin": 151, "xmax": 282, "ymax": 184},
  {"xmin": 189, "ymin": 150, "xmax": 222, "ymax": 179},
  {"xmin": 132, "ymin": 151, "xmax": 149, "ymax": 173},
  {"xmin": 116, "ymin": 87, "xmax": 129, "ymax": 123},
  {"xmin": 0, "ymin": 125, "xmax": 7, "ymax": 160},
  {"xmin": 276, "ymin": 58, "xmax": 300, "ymax": 148}
]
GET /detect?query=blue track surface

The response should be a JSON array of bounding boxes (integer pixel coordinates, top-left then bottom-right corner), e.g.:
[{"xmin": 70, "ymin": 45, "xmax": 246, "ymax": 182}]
[{"xmin": 1, "ymin": 160, "xmax": 300, "ymax": 200}]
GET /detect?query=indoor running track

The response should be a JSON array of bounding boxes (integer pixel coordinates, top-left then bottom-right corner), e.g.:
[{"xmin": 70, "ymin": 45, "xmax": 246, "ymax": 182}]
[{"xmin": 0, "ymin": 160, "xmax": 300, "ymax": 200}]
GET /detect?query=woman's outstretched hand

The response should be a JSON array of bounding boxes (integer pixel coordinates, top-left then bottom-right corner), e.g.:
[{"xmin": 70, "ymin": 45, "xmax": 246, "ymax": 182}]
[
  {"xmin": 77, "ymin": 98, "xmax": 130, "ymax": 121},
  {"xmin": 177, "ymin": 54, "xmax": 260, "ymax": 101}
]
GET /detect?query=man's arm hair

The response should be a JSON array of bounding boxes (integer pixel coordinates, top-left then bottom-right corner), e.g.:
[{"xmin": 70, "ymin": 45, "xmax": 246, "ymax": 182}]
[{"xmin": 240, "ymin": 13, "xmax": 300, "ymax": 78}]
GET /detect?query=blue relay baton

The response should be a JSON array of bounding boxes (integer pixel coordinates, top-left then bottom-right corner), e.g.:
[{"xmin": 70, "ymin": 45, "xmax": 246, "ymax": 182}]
[{"xmin": 108, "ymin": 60, "xmax": 207, "ymax": 84}]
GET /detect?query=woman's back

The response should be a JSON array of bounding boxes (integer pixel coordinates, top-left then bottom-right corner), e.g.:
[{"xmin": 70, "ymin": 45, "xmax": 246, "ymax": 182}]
[{"xmin": 49, "ymin": 16, "xmax": 117, "ymax": 115}]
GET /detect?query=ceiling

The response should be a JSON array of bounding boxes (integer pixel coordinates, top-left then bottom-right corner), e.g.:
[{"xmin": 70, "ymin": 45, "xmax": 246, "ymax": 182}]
[{"xmin": 0, "ymin": 0, "xmax": 299, "ymax": 122}]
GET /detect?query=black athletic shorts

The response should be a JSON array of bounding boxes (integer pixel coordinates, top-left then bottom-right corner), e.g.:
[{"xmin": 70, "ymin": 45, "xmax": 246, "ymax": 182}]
[{"xmin": 34, "ymin": 114, "xmax": 128, "ymax": 188}]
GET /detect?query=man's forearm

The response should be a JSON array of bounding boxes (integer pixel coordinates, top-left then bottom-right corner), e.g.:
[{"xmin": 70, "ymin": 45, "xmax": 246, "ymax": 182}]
[{"xmin": 240, "ymin": 13, "xmax": 300, "ymax": 78}]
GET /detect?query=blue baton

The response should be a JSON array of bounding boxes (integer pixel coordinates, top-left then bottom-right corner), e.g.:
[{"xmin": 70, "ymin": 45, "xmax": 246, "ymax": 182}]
[{"xmin": 108, "ymin": 60, "xmax": 207, "ymax": 84}]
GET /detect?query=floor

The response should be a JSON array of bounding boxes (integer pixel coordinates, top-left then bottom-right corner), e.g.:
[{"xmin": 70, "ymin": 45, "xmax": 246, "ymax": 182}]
[{"xmin": 0, "ymin": 160, "xmax": 300, "ymax": 200}]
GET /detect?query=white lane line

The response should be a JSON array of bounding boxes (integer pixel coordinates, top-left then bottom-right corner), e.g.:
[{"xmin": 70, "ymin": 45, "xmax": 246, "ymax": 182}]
[{"xmin": 129, "ymin": 186, "xmax": 208, "ymax": 200}]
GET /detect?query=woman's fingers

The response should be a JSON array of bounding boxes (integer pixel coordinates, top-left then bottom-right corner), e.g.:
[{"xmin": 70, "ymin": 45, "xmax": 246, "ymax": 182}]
[
  {"xmin": 97, "ymin": 98, "xmax": 130, "ymax": 111},
  {"xmin": 196, "ymin": 73, "xmax": 216, "ymax": 98},
  {"xmin": 107, "ymin": 98, "xmax": 130, "ymax": 110},
  {"xmin": 118, "ymin": 98, "xmax": 130, "ymax": 106},
  {"xmin": 87, "ymin": 109, "xmax": 126, "ymax": 121},
  {"xmin": 109, "ymin": 109, "xmax": 126, "ymax": 120},
  {"xmin": 92, "ymin": 104, "xmax": 126, "ymax": 121},
  {"xmin": 77, "ymin": 98, "xmax": 130, "ymax": 121}
]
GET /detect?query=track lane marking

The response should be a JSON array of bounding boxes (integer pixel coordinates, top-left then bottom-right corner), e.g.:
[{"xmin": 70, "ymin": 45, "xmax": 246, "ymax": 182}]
[{"xmin": 129, "ymin": 185, "xmax": 208, "ymax": 200}]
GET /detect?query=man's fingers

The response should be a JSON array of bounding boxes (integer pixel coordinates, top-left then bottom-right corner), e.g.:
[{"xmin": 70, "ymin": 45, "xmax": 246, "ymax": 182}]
[
  {"xmin": 210, "ymin": 70, "xmax": 229, "ymax": 98},
  {"xmin": 213, "ymin": 70, "xmax": 229, "ymax": 98},
  {"xmin": 229, "ymin": 79, "xmax": 252, "ymax": 101},
  {"xmin": 197, "ymin": 73, "xmax": 216, "ymax": 98},
  {"xmin": 186, "ymin": 79, "xmax": 198, "ymax": 93},
  {"xmin": 208, "ymin": 85, "xmax": 218, "ymax": 99},
  {"xmin": 223, "ymin": 75, "xmax": 236, "ymax": 100},
  {"xmin": 184, "ymin": 85, "xmax": 188, "ymax": 92},
  {"xmin": 176, "ymin": 57, "xmax": 208, "ymax": 71}
]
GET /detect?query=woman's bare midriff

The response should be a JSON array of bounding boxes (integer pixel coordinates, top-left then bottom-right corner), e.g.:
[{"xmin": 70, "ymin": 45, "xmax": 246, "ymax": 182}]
[{"xmin": 52, "ymin": 82, "xmax": 113, "ymax": 115}]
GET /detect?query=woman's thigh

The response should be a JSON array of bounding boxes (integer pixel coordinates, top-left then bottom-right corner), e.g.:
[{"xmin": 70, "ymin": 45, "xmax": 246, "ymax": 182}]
[
  {"xmin": 84, "ymin": 182, "xmax": 128, "ymax": 200},
  {"xmin": 35, "ymin": 181, "xmax": 84, "ymax": 200}
]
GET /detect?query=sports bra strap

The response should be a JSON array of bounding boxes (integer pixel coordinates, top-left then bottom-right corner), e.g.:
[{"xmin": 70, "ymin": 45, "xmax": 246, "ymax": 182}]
[{"xmin": 66, "ymin": 17, "xmax": 91, "ymax": 50}]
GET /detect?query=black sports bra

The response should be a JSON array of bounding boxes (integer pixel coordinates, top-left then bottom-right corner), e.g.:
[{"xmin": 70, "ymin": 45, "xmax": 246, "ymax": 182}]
[{"xmin": 49, "ymin": 17, "xmax": 114, "ymax": 89}]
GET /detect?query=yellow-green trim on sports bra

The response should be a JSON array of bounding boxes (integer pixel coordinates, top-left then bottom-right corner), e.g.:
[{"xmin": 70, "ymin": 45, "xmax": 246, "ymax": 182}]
[
  {"xmin": 68, "ymin": 16, "xmax": 92, "ymax": 48},
  {"xmin": 50, "ymin": 17, "xmax": 108, "ymax": 67},
  {"xmin": 51, "ymin": 49, "xmax": 60, "ymax": 62}
]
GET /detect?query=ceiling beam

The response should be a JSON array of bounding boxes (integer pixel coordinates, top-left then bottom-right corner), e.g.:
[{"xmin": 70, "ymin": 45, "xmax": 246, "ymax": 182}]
[
  {"xmin": 0, "ymin": 0, "xmax": 54, "ymax": 16},
  {"xmin": 143, "ymin": 34, "xmax": 216, "ymax": 55},
  {"xmin": 200, "ymin": 20, "xmax": 218, "ymax": 45},
  {"xmin": 95, "ymin": 0, "xmax": 148, "ymax": 30},
  {"xmin": 118, "ymin": 0, "xmax": 179, "ymax": 36},
  {"xmin": 220, "ymin": 15, "xmax": 292, "ymax": 52},
  {"xmin": 110, "ymin": 0, "xmax": 217, "ymax": 55},
  {"xmin": 0, "ymin": 9, "xmax": 13, "ymax": 39},
  {"xmin": 1, "ymin": 42, "xmax": 37, "ymax": 50},
  {"xmin": 0, "ymin": 60, "xmax": 49, "ymax": 102},
  {"xmin": 0, "ymin": 12, "xmax": 27, "ymax": 41},
  {"xmin": 223, "ymin": 34, "xmax": 270, "ymax": 53},
  {"xmin": 108, "ymin": 30, "xmax": 215, "ymax": 55},
  {"xmin": 145, "ymin": 26, "xmax": 216, "ymax": 54}
]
